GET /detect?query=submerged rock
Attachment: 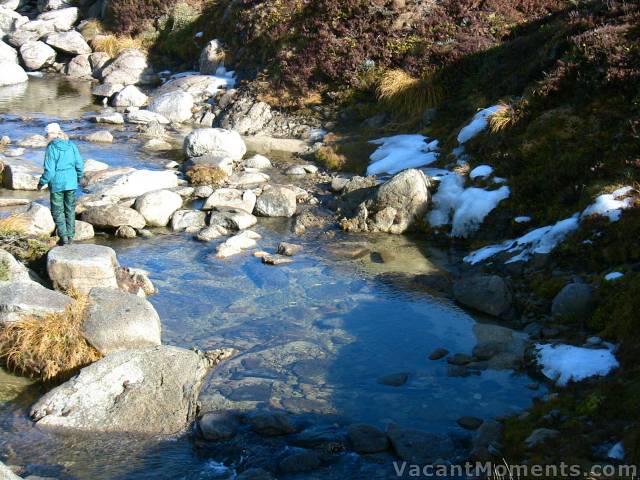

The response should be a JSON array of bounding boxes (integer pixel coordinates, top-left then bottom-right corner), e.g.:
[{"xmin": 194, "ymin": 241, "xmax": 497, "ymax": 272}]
[
  {"xmin": 216, "ymin": 230, "xmax": 261, "ymax": 258},
  {"xmin": 47, "ymin": 244, "xmax": 119, "ymax": 294},
  {"xmin": 387, "ymin": 424, "xmax": 454, "ymax": 464},
  {"xmin": 347, "ymin": 423, "xmax": 389, "ymax": 454},
  {"xmin": 453, "ymin": 274, "xmax": 513, "ymax": 319},
  {"xmin": 30, "ymin": 345, "xmax": 236, "ymax": 435},
  {"xmin": 198, "ymin": 411, "xmax": 239, "ymax": 441}
]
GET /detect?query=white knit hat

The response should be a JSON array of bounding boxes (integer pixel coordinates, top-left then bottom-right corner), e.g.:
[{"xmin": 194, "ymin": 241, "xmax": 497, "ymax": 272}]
[{"xmin": 45, "ymin": 123, "xmax": 62, "ymax": 135}]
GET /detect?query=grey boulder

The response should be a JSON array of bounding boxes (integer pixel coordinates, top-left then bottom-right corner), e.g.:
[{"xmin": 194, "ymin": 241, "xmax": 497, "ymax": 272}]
[
  {"xmin": 47, "ymin": 244, "xmax": 119, "ymax": 294},
  {"xmin": 453, "ymin": 274, "xmax": 513, "ymax": 319},
  {"xmin": 44, "ymin": 30, "xmax": 90, "ymax": 55},
  {"xmin": 0, "ymin": 280, "xmax": 73, "ymax": 324},
  {"xmin": 254, "ymin": 186, "xmax": 297, "ymax": 218},
  {"xmin": 551, "ymin": 283, "xmax": 594, "ymax": 320},
  {"xmin": 80, "ymin": 205, "xmax": 146, "ymax": 230},
  {"xmin": 19, "ymin": 40, "xmax": 56, "ymax": 70}
]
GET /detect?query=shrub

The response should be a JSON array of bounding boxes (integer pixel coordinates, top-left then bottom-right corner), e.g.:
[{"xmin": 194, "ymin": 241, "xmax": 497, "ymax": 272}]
[
  {"xmin": 0, "ymin": 292, "xmax": 101, "ymax": 382},
  {"xmin": 186, "ymin": 165, "xmax": 228, "ymax": 186},
  {"xmin": 315, "ymin": 146, "xmax": 346, "ymax": 171},
  {"xmin": 105, "ymin": 0, "xmax": 178, "ymax": 36},
  {"xmin": 91, "ymin": 34, "xmax": 144, "ymax": 57}
]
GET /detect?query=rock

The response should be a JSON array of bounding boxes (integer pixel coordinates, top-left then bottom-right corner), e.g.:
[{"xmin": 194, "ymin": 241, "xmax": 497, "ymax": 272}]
[
  {"xmin": 347, "ymin": 423, "xmax": 390, "ymax": 454},
  {"xmin": 82, "ymin": 287, "xmax": 161, "ymax": 355},
  {"xmin": 116, "ymin": 266, "xmax": 155, "ymax": 296},
  {"xmin": 193, "ymin": 185, "xmax": 214, "ymax": 198},
  {"xmin": 84, "ymin": 130, "xmax": 114, "ymax": 143},
  {"xmin": 254, "ymin": 186, "xmax": 297, "ymax": 218},
  {"xmin": 428, "ymin": 348, "xmax": 449, "ymax": 360},
  {"xmin": 17, "ymin": 134, "xmax": 47, "ymax": 148},
  {"xmin": 286, "ymin": 165, "xmax": 306, "ymax": 176},
  {"xmin": 19, "ymin": 40, "xmax": 56, "ymax": 70},
  {"xmin": 47, "ymin": 244, "xmax": 118, "ymax": 294},
  {"xmin": 87, "ymin": 169, "xmax": 178, "ymax": 199},
  {"xmin": 261, "ymin": 255, "xmax": 293, "ymax": 266},
  {"xmin": 330, "ymin": 177, "xmax": 350, "ymax": 193},
  {"xmin": 237, "ymin": 468, "xmax": 274, "ymax": 480},
  {"xmin": 203, "ymin": 188, "xmax": 256, "ymax": 213},
  {"xmin": 244, "ymin": 154, "xmax": 271, "ymax": 170},
  {"xmin": 0, "ymin": 60, "xmax": 26, "ymax": 85},
  {"xmin": 453, "ymin": 275, "xmax": 513, "ymax": 318},
  {"xmin": 228, "ymin": 171, "xmax": 269, "ymax": 186},
  {"xmin": 88, "ymin": 51, "xmax": 110, "ymax": 74},
  {"xmin": 148, "ymin": 90, "xmax": 194, "ymax": 123},
  {"xmin": 209, "ymin": 208, "xmax": 257, "ymax": 231},
  {"xmin": 198, "ymin": 411, "xmax": 238, "ymax": 441},
  {"xmin": 446, "ymin": 353, "xmax": 472, "ymax": 366},
  {"xmin": 377, "ymin": 372, "xmax": 409, "ymax": 387},
  {"xmin": 183, "ymin": 128, "xmax": 246, "ymax": 160},
  {"xmin": 0, "ymin": 40, "xmax": 18, "ymax": 63},
  {"xmin": 185, "ymin": 153, "xmax": 233, "ymax": 177},
  {"xmin": 279, "ymin": 450, "xmax": 321, "ymax": 474},
  {"xmin": 44, "ymin": 30, "xmax": 90, "ymax": 54},
  {"xmin": 142, "ymin": 138, "xmax": 172, "ymax": 152},
  {"xmin": 126, "ymin": 109, "xmax": 169, "ymax": 125},
  {"xmin": 0, "ymin": 281, "xmax": 73, "ymax": 324},
  {"xmin": 326, "ymin": 243, "xmax": 370, "ymax": 259},
  {"xmin": 15, "ymin": 202, "xmax": 55, "ymax": 235},
  {"xmin": 82, "ymin": 167, "xmax": 135, "ymax": 189},
  {"xmin": 0, "ymin": 7, "xmax": 27, "ymax": 37},
  {"xmin": 30, "ymin": 345, "xmax": 235, "ymax": 435},
  {"xmin": 3, "ymin": 147, "xmax": 23, "ymax": 157},
  {"xmin": 37, "ymin": 0, "xmax": 73, "ymax": 11},
  {"xmin": 247, "ymin": 410, "xmax": 297, "ymax": 436},
  {"xmin": 93, "ymin": 112, "xmax": 123, "ymax": 124},
  {"xmin": 277, "ymin": 242, "xmax": 302, "ymax": 256},
  {"xmin": 525, "ymin": 428, "xmax": 560, "ymax": 448},
  {"xmin": 387, "ymin": 425, "xmax": 454, "ymax": 464},
  {"xmin": 64, "ymin": 53, "xmax": 91, "ymax": 77},
  {"xmin": 0, "ymin": 249, "xmax": 30, "ymax": 282},
  {"xmin": 153, "ymin": 74, "xmax": 225, "ymax": 103},
  {"xmin": 196, "ymin": 225, "xmax": 228, "ymax": 242},
  {"xmin": 302, "ymin": 164, "xmax": 318, "ymax": 174},
  {"xmin": 457, "ymin": 416, "xmax": 484, "ymax": 430},
  {"xmin": 134, "ymin": 190, "xmax": 182, "ymax": 227},
  {"xmin": 36, "ymin": 7, "xmax": 78, "ymax": 31},
  {"xmin": 81, "ymin": 205, "xmax": 145, "ymax": 230},
  {"xmin": 92, "ymin": 82, "xmax": 123, "ymax": 99},
  {"xmin": 100, "ymin": 48, "xmax": 154, "ymax": 86},
  {"xmin": 170, "ymin": 209, "xmax": 206, "ymax": 232},
  {"xmin": 115, "ymin": 224, "xmax": 136, "ymax": 238},
  {"xmin": 1, "ymin": 159, "xmax": 41, "ymax": 190},
  {"xmin": 551, "ymin": 283, "xmax": 594, "ymax": 320},
  {"xmin": 74, "ymin": 220, "xmax": 94, "ymax": 241},
  {"xmin": 219, "ymin": 97, "xmax": 273, "ymax": 136},
  {"xmin": 83, "ymin": 158, "xmax": 109, "ymax": 172},
  {"xmin": 0, "ymin": 461, "xmax": 23, "ymax": 480},
  {"xmin": 0, "ymin": 198, "xmax": 28, "ymax": 207},
  {"xmin": 216, "ymin": 230, "xmax": 261, "ymax": 258},
  {"xmin": 470, "ymin": 419, "xmax": 502, "ymax": 460},
  {"xmin": 199, "ymin": 39, "xmax": 224, "ymax": 74}
]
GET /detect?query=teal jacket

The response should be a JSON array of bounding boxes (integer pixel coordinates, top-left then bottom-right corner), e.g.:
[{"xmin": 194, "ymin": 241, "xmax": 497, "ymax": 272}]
[{"xmin": 38, "ymin": 139, "xmax": 84, "ymax": 193}]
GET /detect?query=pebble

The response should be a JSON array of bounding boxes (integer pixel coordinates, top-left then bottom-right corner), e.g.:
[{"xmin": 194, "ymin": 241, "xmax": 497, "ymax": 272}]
[{"xmin": 428, "ymin": 348, "xmax": 449, "ymax": 360}]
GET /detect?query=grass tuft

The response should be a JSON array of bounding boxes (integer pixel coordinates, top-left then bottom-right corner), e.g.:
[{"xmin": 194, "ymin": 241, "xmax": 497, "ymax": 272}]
[
  {"xmin": 186, "ymin": 165, "xmax": 228, "ymax": 186},
  {"xmin": 376, "ymin": 69, "xmax": 442, "ymax": 119},
  {"xmin": 91, "ymin": 34, "xmax": 144, "ymax": 57},
  {"xmin": 0, "ymin": 291, "xmax": 101, "ymax": 382},
  {"xmin": 315, "ymin": 146, "xmax": 346, "ymax": 171},
  {"xmin": 489, "ymin": 98, "xmax": 529, "ymax": 133},
  {"xmin": 0, "ymin": 215, "xmax": 28, "ymax": 236},
  {"xmin": 79, "ymin": 19, "xmax": 104, "ymax": 41}
]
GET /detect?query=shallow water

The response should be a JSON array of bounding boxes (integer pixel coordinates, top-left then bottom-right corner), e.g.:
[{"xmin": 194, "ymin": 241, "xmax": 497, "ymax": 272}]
[{"xmin": 0, "ymin": 76, "xmax": 543, "ymax": 479}]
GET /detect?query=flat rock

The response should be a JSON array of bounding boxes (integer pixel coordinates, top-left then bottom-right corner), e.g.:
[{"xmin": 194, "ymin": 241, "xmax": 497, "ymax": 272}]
[
  {"xmin": 387, "ymin": 424, "xmax": 454, "ymax": 464},
  {"xmin": 216, "ymin": 230, "xmax": 261, "ymax": 258},
  {"xmin": 93, "ymin": 112, "xmax": 123, "ymax": 125},
  {"xmin": 0, "ymin": 280, "xmax": 72, "ymax": 324},
  {"xmin": 247, "ymin": 410, "xmax": 297, "ymax": 436},
  {"xmin": 453, "ymin": 274, "xmax": 513, "ymax": 319},
  {"xmin": 277, "ymin": 242, "xmax": 302, "ymax": 256},
  {"xmin": 87, "ymin": 169, "xmax": 178, "ymax": 199},
  {"xmin": 47, "ymin": 244, "xmax": 119, "ymax": 294},
  {"xmin": 377, "ymin": 372, "xmax": 409, "ymax": 387},
  {"xmin": 80, "ymin": 205, "xmax": 146, "ymax": 230},
  {"xmin": 203, "ymin": 188, "xmax": 256, "ymax": 213}
]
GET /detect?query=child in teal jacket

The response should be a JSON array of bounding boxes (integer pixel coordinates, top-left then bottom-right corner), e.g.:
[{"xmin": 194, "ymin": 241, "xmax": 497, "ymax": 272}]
[{"xmin": 37, "ymin": 123, "xmax": 84, "ymax": 245}]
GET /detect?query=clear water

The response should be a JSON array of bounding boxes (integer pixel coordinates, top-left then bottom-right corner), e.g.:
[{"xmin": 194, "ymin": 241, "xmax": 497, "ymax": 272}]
[{"xmin": 0, "ymin": 76, "xmax": 542, "ymax": 479}]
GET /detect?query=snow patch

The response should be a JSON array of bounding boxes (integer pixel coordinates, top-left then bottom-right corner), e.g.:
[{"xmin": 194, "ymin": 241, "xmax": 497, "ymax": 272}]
[
  {"xmin": 582, "ymin": 186, "xmax": 634, "ymax": 222},
  {"xmin": 469, "ymin": 165, "xmax": 493, "ymax": 179},
  {"xmin": 536, "ymin": 343, "xmax": 619, "ymax": 387},
  {"xmin": 457, "ymin": 106, "xmax": 500, "ymax": 144},
  {"xmin": 367, "ymin": 134, "xmax": 439, "ymax": 176},
  {"xmin": 514, "ymin": 216, "xmax": 532, "ymax": 223},
  {"xmin": 608, "ymin": 442, "xmax": 625, "ymax": 461},
  {"xmin": 604, "ymin": 272, "xmax": 624, "ymax": 281}
]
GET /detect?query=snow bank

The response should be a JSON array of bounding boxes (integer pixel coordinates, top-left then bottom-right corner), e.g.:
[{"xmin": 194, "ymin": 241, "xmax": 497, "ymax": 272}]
[
  {"xmin": 469, "ymin": 165, "xmax": 493, "ymax": 179},
  {"xmin": 604, "ymin": 272, "xmax": 624, "ymax": 281},
  {"xmin": 464, "ymin": 215, "xmax": 579, "ymax": 264},
  {"xmin": 608, "ymin": 442, "xmax": 625, "ymax": 461},
  {"xmin": 168, "ymin": 67, "xmax": 236, "ymax": 96},
  {"xmin": 428, "ymin": 173, "xmax": 510, "ymax": 238},
  {"xmin": 367, "ymin": 134, "xmax": 439, "ymax": 176},
  {"xmin": 457, "ymin": 106, "xmax": 500, "ymax": 144},
  {"xmin": 582, "ymin": 186, "xmax": 634, "ymax": 222},
  {"xmin": 536, "ymin": 343, "xmax": 619, "ymax": 387},
  {"xmin": 514, "ymin": 216, "xmax": 532, "ymax": 223}
]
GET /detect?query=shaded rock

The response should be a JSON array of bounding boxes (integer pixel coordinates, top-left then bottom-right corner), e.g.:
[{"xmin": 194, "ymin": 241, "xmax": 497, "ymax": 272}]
[
  {"xmin": 134, "ymin": 189, "xmax": 182, "ymax": 227},
  {"xmin": 254, "ymin": 186, "xmax": 297, "ymax": 218},
  {"xmin": 279, "ymin": 450, "xmax": 321, "ymax": 474},
  {"xmin": 551, "ymin": 283, "xmax": 594, "ymax": 320},
  {"xmin": 198, "ymin": 411, "xmax": 239, "ymax": 441},
  {"xmin": 525, "ymin": 428, "xmax": 559, "ymax": 448},
  {"xmin": 148, "ymin": 90, "xmax": 194, "ymax": 123},
  {"xmin": 387, "ymin": 424, "xmax": 454, "ymax": 464},
  {"xmin": 88, "ymin": 51, "xmax": 110, "ymax": 74},
  {"xmin": 453, "ymin": 274, "xmax": 513, "ymax": 319},
  {"xmin": 0, "ymin": 60, "xmax": 26, "ymax": 85},
  {"xmin": 30, "ymin": 345, "xmax": 236, "ymax": 435},
  {"xmin": 47, "ymin": 244, "xmax": 118, "ymax": 294},
  {"xmin": 19, "ymin": 40, "xmax": 55, "ymax": 70},
  {"xmin": 183, "ymin": 128, "xmax": 246, "ymax": 160},
  {"xmin": 64, "ymin": 53, "xmax": 91, "ymax": 77},
  {"xmin": 44, "ymin": 30, "xmax": 90, "ymax": 55},
  {"xmin": 277, "ymin": 242, "xmax": 302, "ymax": 256},
  {"xmin": 170, "ymin": 209, "xmax": 206, "ymax": 232},
  {"xmin": 457, "ymin": 416, "xmax": 483, "ymax": 430},
  {"xmin": 236, "ymin": 468, "xmax": 274, "ymax": 480},
  {"xmin": 112, "ymin": 84, "xmax": 147, "ymax": 108},
  {"xmin": 347, "ymin": 423, "xmax": 389, "ymax": 454},
  {"xmin": 0, "ymin": 281, "xmax": 72, "ymax": 324},
  {"xmin": 428, "ymin": 348, "xmax": 449, "ymax": 360},
  {"xmin": 91, "ymin": 82, "xmax": 123, "ymax": 98},
  {"xmin": 82, "ymin": 287, "xmax": 161, "ymax": 355},
  {"xmin": 199, "ymin": 39, "xmax": 224, "ymax": 74},
  {"xmin": 377, "ymin": 372, "xmax": 409, "ymax": 387},
  {"xmin": 447, "ymin": 353, "xmax": 472, "ymax": 366},
  {"xmin": 246, "ymin": 410, "xmax": 297, "ymax": 436},
  {"xmin": 203, "ymin": 188, "xmax": 256, "ymax": 213},
  {"xmin": 81, "ymin": 205, "xmax": 145, "ymax": 230}
]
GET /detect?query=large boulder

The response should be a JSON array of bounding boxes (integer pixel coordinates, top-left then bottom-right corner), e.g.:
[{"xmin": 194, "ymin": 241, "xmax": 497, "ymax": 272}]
[
  {"xmin": 219, "ymin": 97, "xmax": 273, "ymax": 136},
  {"xmin": 0, "ymin": 59, "xmax": 27, "ymax": 84},
  {"xmin": 453, "ymin": 274, "xmax": 513, "ymax": 319},
  {"xmin": 36, "ymin": 7, "xmax": 78, "ymax": 31},
  {"xmin": 80, "ymin": 205, "xmax": 146, "ymax": 230},
  {"xmin": 387, "ymin": 424, "xmax": 454, "ymax": 464},
  {"xmin": 183, "ymin": 128, "xmax": 246, "ymax": 160},
  {"xmin": 64, "ymin": 53, "xmax": 92, "ymax": 77},
  {"xmin": 1, "ymin": 159, "xmax": 41, "ymax": 189},
  {"xmin": 254, "ymin": 186, "xmax": 297, "ymax": 218},
  {"xmin": 134, "ymin": 189, "xmax": 182, "ymax": 227},
  {"xmin": 148, "ymin": 90, "xmax": 194, "ymax": 123},
  {"xmin": 47, "ymin": 244, "xmax": 119, "ymax": 294},
  {"xmin": 153, "ymin": 74, "xmax": 224, "ymax": 103},
  {"xmin": 199, "ymin": 39, "xmax": 224, "ymax": 74},
  {"xmin": 0, "ymin": 249, "xmax": 31, "ymax": 282},
  {"xmin": 30, "ymin": 345, "xmax": 236, "ymax": 435},
  {"xmin": 203, "ymin": 188, "xmax": 256, "ymax": 213},
  {"xmin": 126, "ymin": 109, "xmax": 169, "ymax": 125},
  {"xmin": 82, "ymin": 287, "xmax": 161, "ymax": 355},
  {"xmin": 100, "ymin": 48, "xmax": 154, "ymax": 86},
  {"xmin": 87, "ymin": 169, "xmax": 179, "ymax": 199},
  {"xmin": 0, "ymin": 281, "xmax": 73, "ymax": 324},
  {"xmin": 112, "ymin": 84, "xmax": 147, "ymax": 108},
  {"xmin": 44, "ymin": 30, "xmax": 90, "ymax": 55},
  {"xmin": 15, "ymin": 202, "xmax": 55, "ymax": 235},
  {"xmin": 19, "ymin": 40, "xmax": 56, "ymax": 70},
  {"xmin": 551, "ymin": 283, "xmax": 594, "ymax": 320},
  {"xmin": 170, "ymin": 209, "xmax": 206, "ymax": 232},
  {"xmin": 0, "ymin": 40, "xmax": 18, "ymax": 63},
  {"xmin": 0, "ymin": 7, "xmax": 27, "ymax": 36}
]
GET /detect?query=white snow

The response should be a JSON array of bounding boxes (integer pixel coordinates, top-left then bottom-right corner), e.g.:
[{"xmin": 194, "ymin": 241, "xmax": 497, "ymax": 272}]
[
  {"xmin": 464, "ymin": 215, "xmax": 580, "ymax": 264},
  {"xmin": 604, "ymin": 272, "xmax": 624, "ymax": 281},
  {"xmin": 457, "ymin": 106, "xmax": 500, "ymax": 144},
  {"xmin": 469, "ymin": 165, "xmax": 493, "ymax": 180},
  {"xmin": 514, "ymin": 216, "xmax": 532, "ymax": 223},
  {"xmin": 366, "ymin": 134, "xmax": 439, "ymax": 176},
  {"xmin": 536, "ymin": 343, "xmax": 619, "ymax": 387},
  {"xmin": 195, "ymin": 31, "xmax": 203, "ymax": 38},
  {"xmin": 582, "ymin": 186, "xmax": 634, "ymax": 222},
  {"xmin": 428, "ymin": 173, "xmax": 510, "ymax": 238},
  {"xmin": 493, "ymin": 176, "xmax": 507, "ymax": 184},
  {"xmin": 168, "ymin": 67, "xmax": 236, "ymax": 94},
  {"xmin": 608, "ymin": 442, "xmax": 625, "ymax": 461}
]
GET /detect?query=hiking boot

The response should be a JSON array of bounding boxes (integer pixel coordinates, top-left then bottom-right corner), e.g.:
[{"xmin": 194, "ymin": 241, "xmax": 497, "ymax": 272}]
[{"xmin": 61, "ymin": 236, "xmax": 70, "ymax": 245}]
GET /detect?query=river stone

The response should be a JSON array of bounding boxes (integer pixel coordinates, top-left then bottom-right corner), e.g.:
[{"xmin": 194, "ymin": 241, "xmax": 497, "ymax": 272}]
[
  {"xmin": 246, "ymin": 409, "xmax": 297, "ymax": 436},
  {"xmin": 115, "ymin": 225, "xmax": 136, "ymax": 239},
  {"xmin": 199, "ymin": 39, "xmax": 224, "ymax": 74},
  {"xmin": 0, "ymin": 7, "xmax": 27, "ymax": 36},
  {"xmin": 203, "ymin": 188, "xmax": 256, "ymax": 213},
  {"xmin": 93, "ymin": 112, "xmax": 123, "ymax": 124},
  {"xmin": 196, "ymin": 225, "xmax": 228, "ymax": 242},
  {"xmin": 0, "ymin": 40, "xmax": 18, "ymax": 63},
  {"xmin": 525, "ymin": 428, "xmax": 560, "ymax": 448},
  {"xmin": 457, "ymin": 416, "xmax": 484, "ymax": 430},
  {"xmin": 81, "ymin": 205, "xmax": 145, "ymax": 230},
  {"xmin": 148, "ymin": 90, "xmax": 194, "ymax": 123},
  {"xmin": 170, "ymin": 209, "xmax": 206, "ymax": 232},
  {"xmin": 134, "ymin": 189, "xmax": 182, "ymax": 227},
  {"xmin": 228, "ymin": 171, "xmax": 269, "ymax": 186},
  {"xmin": 0, "ymin": 249, "xmax": 30, "ymax": 282},
  {"xmin": 279, "ymin": 450, "xmax": 321, "ymax": 474},
  {"xmin": 209, "ymin": 208, "xmax": 257, "ymax": 231},
  {"xmin": 19, "ymin": 40, "xmax": 56, "ymax": 70},
  {"xmin": 183, "ymin": 128, "xmax": 246, "ymax": 160},
  {"xmin": 153, "ymin": 74, "xmax": 223, "ymax": 103},
  {"xmin": 277, "ymin": 242, "xmax": 302, "ymax": 256},
  {"xmin": 91, "ymin": 82, "xmax": 123, "ymax": 98},
  {"xmin": 47, "ymin": 244, "xmax": 119, "ymax": 293},
  {"xmin": 0, "ymin": 281, "xmax": 73, "ymax": 324},
  {"xmin": 37, "ymin": 7, "xmax": 78, "ymax": 31},
  {"xmin": 38, "ymin": 0, "xmax": 73, "ymax": 11},
  {"xmin": 0, "ymin": 60, "xmax": 27, "ymax": 85},
  {"xmin": 100, "ymin": 48, "xmax": 154, "ymax": 86},
  {"xmin": 428, "ymin": 348, "xmax": 449, "ymax": 360},
  {"xmin": 143, "ymin": 138, "xmax": 172, "ymax": 151},
  {"xmin": 87, "ymin": 169, "xmax": 179, "ymax": 199},
  {"xmin": 0, "ymin": 461, "xmax": 23, "ymax": 480},
  {"xmin": 82, "ymin": 287, "xmax": 161, "ymax": 355},
  {"xmin": 82, "ymin": 167, "xmax": 135, "ymax": 188},
  {"xmin": 17, "ymin": 134, "xmax": 47, "ymax": 148},
  {"xmin": 64, "ymin": 53, "xmax": 92, "ymax": 77},
  {"xmin": 112, "ymin": 85, "xmax": 147, "ymax": 108},
  {"xmin": 126, "ymin": 109, "xmax": 169, "ymax": 125},
  {"xmin": 244, "ymin": 154, "xmax": 272, "ymax": 170},
  {"xmin": 30, "ymin": 345, "xmax": 236, "ymax": 435},
  {"xmin": 84, "ymin": 130, "xmax": 114, "ymax": 143},
  {"xmin": 551, "ymin": 283, "xmax": 594, "ymax": 319},
  {"xmin": 387, "ymin": 424, "xmax": 454, "ymax": 464},
  {"xmin": 377, "ymin": 372, "xmax": 409, "ymax": 387},
  {"xmin": 453, "ymin": 274, "xmax": 513, "ymax": 318},
  {"xmin": 88, "ymin": 51, "xmax": 110, "ymax": 74},
  {"xmin": 44, "ymin": 30, "xmax": 90, "ymax": 55},
  {"xmin": 1, "ymin": 159, "xmax": 41, "ymax": 190},
  {"xmin": 254, "ymin": 186, "xmax": 297, "ymax": 217},
  {"xmin": 218, "ymin": 96, "xmax": 273, "ymax": 136},
  {"xmin": 198, "ymin": 411, "xmax": 239, "ymax": 441},
  {"xmin": 83, "ymin": 158, "xmax": 108, "ymax": 172},
  {"xmin": 216, "ymin": 230, "xmax": 261, "ymax": 258},
  {"xmin": 347, "ymin": 423, "xmax": 389, "ymax": 453},
  {"xmin": 74, "ymin": 220, "xmax": 94, "ymax": 241},
  {"xmin": 15, "ymin": 202, "xmax": 55, "ymax": 235},
  {"xmin": 185, "ymin": 153, "xmax": 234, "ymax": 177}
]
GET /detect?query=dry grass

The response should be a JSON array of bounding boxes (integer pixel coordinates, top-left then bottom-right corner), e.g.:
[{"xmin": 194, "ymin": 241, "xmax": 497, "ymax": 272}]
[
  {"xmin": 0, "ymin": 215, "xmax": 28, "ymax": 235},
  {"xmin": 315, "ymin": 146, "xmax": 346, "ymax": 171},
  {"xmin": 376, "ymin": 69, "xmax": 442, "ymax": 119},
  {"xmin": 79, "ymin": 19, "xmax": 104, "ymax": 41},
  {"xmin": 489, "ymin": 98, "xmax": 529, "ymax": 133},
  {"xmin": 186, "ymin": 165, "xmax": 228, "ymax": 186},
  {"xmin": 0, "ymin": 291, "xmax": 101, "ymax": 382},
  {"xmin": 91, "ymin": 34, "xmax": 144, "ymax": 57}
]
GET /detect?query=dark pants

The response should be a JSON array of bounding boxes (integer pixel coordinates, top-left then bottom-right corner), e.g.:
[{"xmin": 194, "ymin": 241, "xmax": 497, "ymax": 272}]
[{"xmin": 50, "ymin": 190, "xmax": 76, "ymax": 239}]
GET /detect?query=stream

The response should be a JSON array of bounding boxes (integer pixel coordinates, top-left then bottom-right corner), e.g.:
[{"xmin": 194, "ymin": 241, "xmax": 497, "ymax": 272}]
[{"xmin": 0, "ymin": 76, "xmax": 543, "ymax": 479}]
